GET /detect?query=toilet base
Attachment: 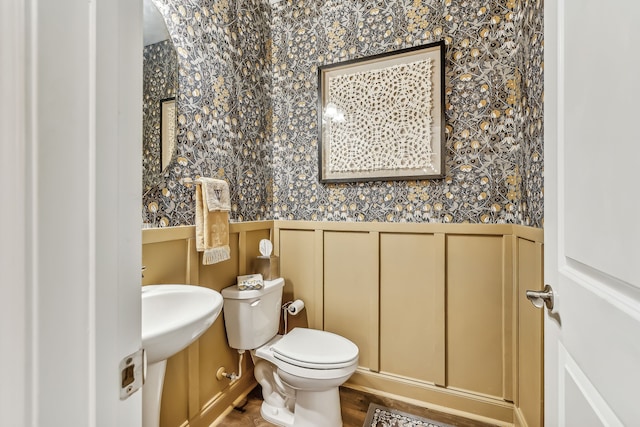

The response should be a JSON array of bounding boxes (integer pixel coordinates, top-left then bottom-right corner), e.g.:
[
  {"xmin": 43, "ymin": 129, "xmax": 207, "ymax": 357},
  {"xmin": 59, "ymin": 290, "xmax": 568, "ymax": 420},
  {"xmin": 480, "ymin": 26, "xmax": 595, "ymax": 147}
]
[
  {"xmin": 260, "ymin": 387, "xmax": 343, "ymax": 427},
  {"xmin": 261, "ymin": 401, "xmax": 295, "ymax": 427}
]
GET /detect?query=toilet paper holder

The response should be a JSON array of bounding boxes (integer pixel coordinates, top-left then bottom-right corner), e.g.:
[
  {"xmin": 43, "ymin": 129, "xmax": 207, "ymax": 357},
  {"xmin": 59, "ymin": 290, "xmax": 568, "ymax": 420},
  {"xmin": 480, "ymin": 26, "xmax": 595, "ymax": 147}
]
[
  {"xmin": 282, "ymin": 299, "xmax": 304, "ymax": 334},
  {"xmin": 284, "ymin": 299, "xmax": 304, "ymax": 315}
]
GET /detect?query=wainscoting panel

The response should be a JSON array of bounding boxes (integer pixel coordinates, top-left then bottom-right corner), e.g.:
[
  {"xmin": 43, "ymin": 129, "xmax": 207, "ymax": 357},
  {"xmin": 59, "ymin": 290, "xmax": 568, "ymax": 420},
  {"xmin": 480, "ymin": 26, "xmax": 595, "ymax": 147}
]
[
  {"xmin": 324, "ymin": 231, "xmax": 379, "ymax": 371},
  {"xmin": 142, "ymin": 221, "xmax": 542, "ymax": 427},
  {"xmin": 278, "ymin": 229, "xmax": 317, "ymax": 329},
  {"xmin": 379, "ymin": 232, "xmax": 445, "ymax": 385},
  {"xmin": 142, "ymin": 239, "xmax": 190, "ymax": 285},
  {"xmin": 274, "ymin": 221, "xmax": 543, "ymax": 426},
  {"xmin": 446, "ymin": 234, "xmax": 505, "ymax": 399},
  {"xmin": 515, "ymin": 238, "xmax": 544, "ymax": 427}
]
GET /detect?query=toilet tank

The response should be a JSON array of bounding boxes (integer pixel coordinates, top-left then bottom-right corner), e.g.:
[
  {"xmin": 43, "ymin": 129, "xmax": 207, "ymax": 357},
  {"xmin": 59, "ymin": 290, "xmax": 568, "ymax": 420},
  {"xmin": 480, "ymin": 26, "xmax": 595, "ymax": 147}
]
[{"xmin": 221, "ymin": 278, "xmax": 284, "ymax": 351}]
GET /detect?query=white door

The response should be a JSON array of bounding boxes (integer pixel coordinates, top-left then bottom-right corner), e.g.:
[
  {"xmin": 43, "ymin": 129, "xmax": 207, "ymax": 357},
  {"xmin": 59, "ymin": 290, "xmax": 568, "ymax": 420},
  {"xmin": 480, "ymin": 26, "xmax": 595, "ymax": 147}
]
[
  {"xmin": 0, "ymin": 0, "xmax": 143, "ymax": 425},
  {"xmin": 544, "ymin": 1, "xmax": 640, "ymax": 426}
]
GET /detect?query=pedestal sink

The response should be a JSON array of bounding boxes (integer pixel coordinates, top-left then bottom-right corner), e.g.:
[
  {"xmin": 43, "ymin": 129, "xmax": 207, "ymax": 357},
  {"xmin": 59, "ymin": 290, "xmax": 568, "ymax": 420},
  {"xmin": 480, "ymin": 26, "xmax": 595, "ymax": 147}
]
[{"xmin": 141, "ymin": 284, "xmax": 223, "ymax": 427}]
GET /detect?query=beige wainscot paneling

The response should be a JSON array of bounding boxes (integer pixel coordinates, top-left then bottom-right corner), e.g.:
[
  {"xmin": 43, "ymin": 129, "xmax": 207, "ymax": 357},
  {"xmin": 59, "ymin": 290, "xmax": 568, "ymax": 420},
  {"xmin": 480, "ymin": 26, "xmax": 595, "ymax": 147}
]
[
  {"xmin": 323, "ymin": 231, "xmax": 379, "ymax": 370},
  {"xmin": 277, "ymin": 229, "xmax": 318, "ymax": 330},
  {"xmin": 379, "ymin": 232, "xmax": 445, "ymax": 385},
  {"xmin": 143, "ymin": 221, "xmax": 543, "ymax": 427},
  {"xmin": 514, "ymin": 238, "xmax": 544, "ymax": 427},
  {"xmin": 273, "ymin": 221, "xmax": 544, "ymax": 427},
  {"xmin": 142, "ymin": 238, "xmax": 190, "ymax": 284},
  {"xmin": 142, "ymin": 222, "xmax": 273, "ymax": 427},
  {"xmin": 446, "ymin": 234, "xmax": 508, "ymax": 399}
]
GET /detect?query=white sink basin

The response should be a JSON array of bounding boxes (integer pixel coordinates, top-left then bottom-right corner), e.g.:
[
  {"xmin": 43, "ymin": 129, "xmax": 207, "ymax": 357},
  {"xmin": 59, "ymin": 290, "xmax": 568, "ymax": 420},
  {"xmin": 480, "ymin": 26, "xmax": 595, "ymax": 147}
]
[
  {"xmin": 142, "ymin": 284, "xmax": 223, "ymax": 364},
  {"xmin": 141, "ymin": 284, "xmax": 223, "ymax": 427}
]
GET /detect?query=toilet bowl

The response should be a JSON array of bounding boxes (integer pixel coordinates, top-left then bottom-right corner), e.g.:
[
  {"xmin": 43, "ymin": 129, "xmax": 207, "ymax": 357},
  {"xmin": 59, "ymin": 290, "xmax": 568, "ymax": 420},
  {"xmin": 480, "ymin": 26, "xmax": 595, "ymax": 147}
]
[{"xmin": 221, "ymin": 278, "xmax": 359, "ymax": 427}]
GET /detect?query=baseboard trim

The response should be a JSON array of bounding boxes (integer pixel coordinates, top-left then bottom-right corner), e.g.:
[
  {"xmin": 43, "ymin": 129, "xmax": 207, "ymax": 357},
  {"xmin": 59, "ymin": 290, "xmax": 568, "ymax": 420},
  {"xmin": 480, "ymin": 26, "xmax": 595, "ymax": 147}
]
[
  {"xmin": 346, "ymin": 369, "xmax": 514, "ymax": 426},
  {"xmin": 514, "ymin": 407, "xmax": 529, "ymax": 427}
]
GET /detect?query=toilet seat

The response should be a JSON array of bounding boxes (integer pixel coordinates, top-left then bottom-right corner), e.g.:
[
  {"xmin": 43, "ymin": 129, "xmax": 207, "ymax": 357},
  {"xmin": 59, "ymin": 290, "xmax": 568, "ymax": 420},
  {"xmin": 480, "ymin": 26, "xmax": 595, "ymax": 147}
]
[{"xmin": 271, "ymin": 328, "xmax": 359, "ymax": 370}]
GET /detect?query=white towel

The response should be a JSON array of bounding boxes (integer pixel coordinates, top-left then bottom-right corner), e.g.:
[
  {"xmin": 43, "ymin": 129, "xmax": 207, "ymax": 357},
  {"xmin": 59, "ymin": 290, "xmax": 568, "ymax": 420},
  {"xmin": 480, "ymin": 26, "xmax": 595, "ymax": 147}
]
[{"xmin": 195, "ymin": 178, "xmax": 231, "ymax": 265}]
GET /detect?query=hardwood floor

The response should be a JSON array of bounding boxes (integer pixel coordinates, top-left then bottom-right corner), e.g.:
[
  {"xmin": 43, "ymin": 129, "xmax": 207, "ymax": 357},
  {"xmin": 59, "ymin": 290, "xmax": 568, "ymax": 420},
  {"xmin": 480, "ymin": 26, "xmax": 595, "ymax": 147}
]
[
  {"xmin": 216, "ymin": 385, "xmax": 498, "ymax": 427},
  {"xmin": 215, "ymin": 385, "xmax": 274, "ymax": 427}
]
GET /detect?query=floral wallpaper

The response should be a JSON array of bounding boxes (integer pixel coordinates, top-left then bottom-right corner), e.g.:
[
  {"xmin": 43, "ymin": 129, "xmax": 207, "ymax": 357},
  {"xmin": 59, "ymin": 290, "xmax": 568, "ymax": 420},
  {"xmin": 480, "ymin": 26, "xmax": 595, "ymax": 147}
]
[
  {"xmin": 519, "ymin": 0, "xmax": 544, "ymax": 227},
  {"xmin": 270, "ymin": 0, "xmax": 543, "ymax": 225},
  {"xmin": 142, "ymin": 0, "xmax": 543, "ymax": 227}
]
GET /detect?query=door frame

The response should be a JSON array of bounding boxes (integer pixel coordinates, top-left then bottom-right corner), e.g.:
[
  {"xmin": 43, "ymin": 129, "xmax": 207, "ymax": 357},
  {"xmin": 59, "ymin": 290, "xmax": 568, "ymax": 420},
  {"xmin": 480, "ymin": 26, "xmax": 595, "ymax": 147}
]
[{"xmin": 0, "ymin": 0, "xmax": 142, "ymax": 425}]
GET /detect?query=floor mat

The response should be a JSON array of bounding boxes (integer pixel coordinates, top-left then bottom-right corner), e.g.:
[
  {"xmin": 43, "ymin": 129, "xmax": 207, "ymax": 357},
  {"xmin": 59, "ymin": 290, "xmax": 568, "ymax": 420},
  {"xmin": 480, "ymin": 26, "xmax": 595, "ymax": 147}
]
[{"xmin": 362, "ymin": 403, "xmax": 455, "ymax": 427}]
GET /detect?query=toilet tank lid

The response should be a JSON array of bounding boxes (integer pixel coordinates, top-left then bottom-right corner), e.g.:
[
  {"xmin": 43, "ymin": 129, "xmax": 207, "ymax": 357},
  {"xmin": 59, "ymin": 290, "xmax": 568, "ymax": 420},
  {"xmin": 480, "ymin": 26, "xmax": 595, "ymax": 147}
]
[{"xmin": 221, "ymin": 277, "xmax": 284, "ymax": 300}]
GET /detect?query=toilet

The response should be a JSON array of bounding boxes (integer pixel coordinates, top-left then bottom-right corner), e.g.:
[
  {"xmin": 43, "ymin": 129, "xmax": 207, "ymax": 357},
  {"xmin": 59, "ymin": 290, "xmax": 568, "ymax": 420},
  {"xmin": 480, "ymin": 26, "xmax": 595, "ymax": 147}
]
[{"xmin": 221, "ymin": 278, "xmax": 359, "ymax": 427}]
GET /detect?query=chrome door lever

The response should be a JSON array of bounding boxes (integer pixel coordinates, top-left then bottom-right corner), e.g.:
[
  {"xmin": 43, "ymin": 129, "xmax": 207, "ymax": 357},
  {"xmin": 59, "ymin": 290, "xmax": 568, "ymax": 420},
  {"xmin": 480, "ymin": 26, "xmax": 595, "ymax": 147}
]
[{"xmin": 526, "ymin": 284, "xmax": 554, "ymax": 310}]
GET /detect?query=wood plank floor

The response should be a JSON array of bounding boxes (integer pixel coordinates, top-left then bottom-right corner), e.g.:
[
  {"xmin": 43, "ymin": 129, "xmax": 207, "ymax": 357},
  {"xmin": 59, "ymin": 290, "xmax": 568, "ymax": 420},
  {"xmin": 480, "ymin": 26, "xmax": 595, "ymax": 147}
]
[{"xmin": 216, "ymin": 385, "xmax": 499, "ymax": 426}]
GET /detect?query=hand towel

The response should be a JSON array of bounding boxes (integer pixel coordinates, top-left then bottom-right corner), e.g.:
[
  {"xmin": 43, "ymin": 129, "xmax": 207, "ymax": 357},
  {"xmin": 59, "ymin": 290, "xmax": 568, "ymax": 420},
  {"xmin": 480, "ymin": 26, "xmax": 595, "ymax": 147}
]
[{"xmin": 195, "ymin": 178, "xmax": 231, "ymax": 265}]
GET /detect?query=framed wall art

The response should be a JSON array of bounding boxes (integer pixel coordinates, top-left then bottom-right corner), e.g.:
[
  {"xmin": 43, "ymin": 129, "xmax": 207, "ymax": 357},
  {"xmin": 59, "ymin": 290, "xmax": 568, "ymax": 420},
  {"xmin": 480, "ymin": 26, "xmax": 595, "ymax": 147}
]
[
  {"xmin": 160, "ymin": 97, "xmax": 176, "ymax": 171},
  {"xmin": 318, "ymin": 41, "xmax": 445, "ymax": 183}
]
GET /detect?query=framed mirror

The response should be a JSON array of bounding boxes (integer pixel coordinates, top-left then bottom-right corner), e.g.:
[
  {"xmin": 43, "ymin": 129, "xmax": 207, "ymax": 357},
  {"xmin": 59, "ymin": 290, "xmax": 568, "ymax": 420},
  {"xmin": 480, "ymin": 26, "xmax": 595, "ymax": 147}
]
[{"xmin": 142, "ymin": 0, "xmax": 178, "ymax": 191}]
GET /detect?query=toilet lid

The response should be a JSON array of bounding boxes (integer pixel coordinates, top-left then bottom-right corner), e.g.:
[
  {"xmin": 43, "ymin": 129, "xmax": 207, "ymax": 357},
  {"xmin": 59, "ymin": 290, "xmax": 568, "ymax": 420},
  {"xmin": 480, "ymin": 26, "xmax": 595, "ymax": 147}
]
[{"xmin": 271, "ymin": 328, "xmax": 359, "ymax": 369}]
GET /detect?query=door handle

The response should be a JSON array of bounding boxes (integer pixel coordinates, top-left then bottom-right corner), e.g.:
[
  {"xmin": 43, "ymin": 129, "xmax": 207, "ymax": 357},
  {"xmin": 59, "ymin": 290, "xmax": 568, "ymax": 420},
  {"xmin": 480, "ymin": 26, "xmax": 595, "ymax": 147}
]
[{"xmin": 526, "ymin": 284, "xmax": 554, "ymax": 310}]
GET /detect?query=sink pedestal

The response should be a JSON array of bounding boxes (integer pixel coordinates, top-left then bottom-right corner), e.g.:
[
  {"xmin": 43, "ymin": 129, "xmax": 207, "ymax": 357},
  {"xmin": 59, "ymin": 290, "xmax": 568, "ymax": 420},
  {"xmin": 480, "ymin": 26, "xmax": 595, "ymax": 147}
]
[{"xmin": 142, "ymin": 360, "xmax": 167, "ymax": 427}]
